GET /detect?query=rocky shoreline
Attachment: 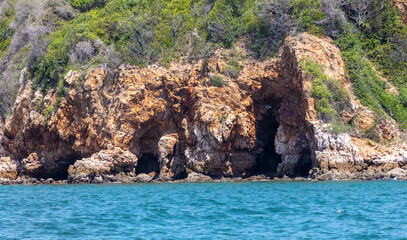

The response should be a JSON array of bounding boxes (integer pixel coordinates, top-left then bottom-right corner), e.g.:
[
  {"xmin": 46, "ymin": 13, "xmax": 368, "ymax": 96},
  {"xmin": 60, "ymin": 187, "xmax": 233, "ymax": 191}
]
[
  {"xmin": 1, "ymin": 34, "xmax": 407, "ymax": 185},
  {"xmin": 3, "ymin": 170, "xmax": 407, "ymax": 185}
]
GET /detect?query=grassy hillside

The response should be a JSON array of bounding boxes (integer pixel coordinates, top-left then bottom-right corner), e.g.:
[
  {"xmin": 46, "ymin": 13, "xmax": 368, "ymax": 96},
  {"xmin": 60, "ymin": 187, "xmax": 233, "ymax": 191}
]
[{"xmin": 0, "ymin": 0, "xmax": 407, "ymax": 129}]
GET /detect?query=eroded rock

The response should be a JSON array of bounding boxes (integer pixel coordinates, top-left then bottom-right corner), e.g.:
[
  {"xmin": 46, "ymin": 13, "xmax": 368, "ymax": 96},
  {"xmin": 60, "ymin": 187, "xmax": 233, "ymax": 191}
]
[{"xmin": 68, "ymin": 147, "xmax": 138, "ymax": 183}]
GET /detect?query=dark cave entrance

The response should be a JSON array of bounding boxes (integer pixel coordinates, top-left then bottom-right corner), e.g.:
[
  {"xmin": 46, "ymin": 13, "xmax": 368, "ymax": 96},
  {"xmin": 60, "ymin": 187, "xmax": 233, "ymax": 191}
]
[
  {"xmin": 136, "ymin": 153, "xmax": 159, "ymax": 175},
  {"xmin": 34, "ymin": 154, "xmax": 80, "ymax": 181},
  {"xmin": 295, "ymin": 149, "xmax": 312, "ymax": 177},
  {"xmin": 252, "ymin": 101, "xmax": 282, "ymax": 176}
]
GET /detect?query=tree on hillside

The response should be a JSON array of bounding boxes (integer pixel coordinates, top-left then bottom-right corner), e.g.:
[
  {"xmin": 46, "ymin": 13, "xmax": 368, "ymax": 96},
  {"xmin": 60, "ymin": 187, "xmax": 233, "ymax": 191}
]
[
  {"xmin": 256, "ymin": 0, "xmax": 293, "ymax": 56},
  {"xmin": 341, "ymin": 0, "xmax": 371, "ymax": 29}
]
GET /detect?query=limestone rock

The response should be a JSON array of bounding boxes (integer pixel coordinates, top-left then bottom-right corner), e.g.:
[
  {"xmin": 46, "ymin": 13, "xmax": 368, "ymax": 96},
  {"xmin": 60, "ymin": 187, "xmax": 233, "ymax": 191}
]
[
  {"xmin": 158, "ymin": 134, "xmax": 182, "ymax": 180},
  {"xmin": 135, "ymin": 173, "xmax": 153, "ymax": 182},
  {"xmin": 274, "ymin": 33, "xmax": 359, "ymax": 177},
  {"xmin": 21, "ymin": 153, "xmax": 42, "ymax": 176},
  {"xmin": 0, "ymin": 121, "xmax": 5, "ymax": 157},
  {"xmin": 185, "ymin": 172, "xmax": 213, "ymax": 182},
  {"xmin": 376, "ymin": 119, "xmax": 399, "ymax": 142},
  {"xmin": 68, "ymin": 148, "xmax": 138, "ymax": 183},
  {"xmin": 0, "ymin": 157, "xmax": 19, "ymax": 180},
  {"xmin": 312, "ymin": 122, "xmax": 363, "ymax": 173},
  {"xmin": 385, "ymin": 168, "xmax": 407, "ymax": 180},
  {"xmin": 354, "ymin": 108, "xmax": 376, "ymax": 132}
]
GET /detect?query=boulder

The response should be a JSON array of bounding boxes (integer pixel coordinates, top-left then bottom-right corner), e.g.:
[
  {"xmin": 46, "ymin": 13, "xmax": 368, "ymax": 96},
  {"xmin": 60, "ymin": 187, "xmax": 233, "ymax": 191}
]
[
  {"xmin": 0, "ymin": 157, "xmax": 19, "ymax": 180},
  {"xmin": 68, "ymin": 147, "xmax": 138, "ymax": 183}
]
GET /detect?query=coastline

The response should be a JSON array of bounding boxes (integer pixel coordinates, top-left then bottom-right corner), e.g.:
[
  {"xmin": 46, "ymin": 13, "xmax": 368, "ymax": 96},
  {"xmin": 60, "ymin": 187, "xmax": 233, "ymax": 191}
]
[
  {"xmin": 2, "ymin": 169, "xmax": 407, "ymax": 185},
  {"xmin": 2, "ymin": 34, "xmax": 407, "ymax": 186}
]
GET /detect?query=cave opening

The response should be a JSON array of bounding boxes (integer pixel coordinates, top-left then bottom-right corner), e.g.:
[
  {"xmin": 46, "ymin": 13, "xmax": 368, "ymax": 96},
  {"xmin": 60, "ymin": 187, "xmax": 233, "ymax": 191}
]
[
  {"xmin": 37, "ymin": 155, "xmax": 80, "ymax": 181},
  {"xmin": 252, "ymin": 101, "xmax": 282, "ymax": 177},
  {"xmin": 136, "ymin": 153, "xmax": 159, "ymax": 175},
  {"xmin": 294, "ymin": 149, "xmax": 312, "ymax": 177}
]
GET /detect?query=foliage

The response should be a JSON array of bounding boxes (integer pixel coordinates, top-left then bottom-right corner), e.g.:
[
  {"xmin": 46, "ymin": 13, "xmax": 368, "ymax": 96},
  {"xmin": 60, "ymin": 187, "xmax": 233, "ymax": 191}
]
[
  {"xmin": 291, "ymin": 0, "xmax": 326, "ymax": 36},
  {"xmin": 71, "ymin": 0, "xmax": 106, "ymax": 12},
  {"xmin": 0, "ymin": 5, "xmax": 15, "ymax": 57},
  {"xmin": 335, "ymin": 25, "xmax": 407, "ymax": 128},
  {"xmin": 329, "ymin": 120, "xmax": 354, "ymax": 134},
  {"xmin": 223, "ymin": 49, "xmax": 242, "ymax": 79},
  {"xmin": 210, "ymin": 74, "xmax": 228, "ymax": 87},
  {"xmin": 207, "ymin": 0, "xmax": 246, "ymax": 48},
  {"xmin": 301, "ymin": 58, "xmax": 350, "ymax": 122},
  {"xmin": 42, "ymin": 105, "xmax": 55, "ymax": 120}
]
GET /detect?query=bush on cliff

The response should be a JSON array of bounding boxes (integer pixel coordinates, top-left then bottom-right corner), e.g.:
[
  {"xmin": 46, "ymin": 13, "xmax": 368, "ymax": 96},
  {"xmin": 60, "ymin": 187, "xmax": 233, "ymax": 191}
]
[
  {"xmin": 71, "ymin": 0, "xmax": 106, "ymax": 12},
  {"xmin": 301, "ymin": 58, "xmax": 350, "ymax": 123}
]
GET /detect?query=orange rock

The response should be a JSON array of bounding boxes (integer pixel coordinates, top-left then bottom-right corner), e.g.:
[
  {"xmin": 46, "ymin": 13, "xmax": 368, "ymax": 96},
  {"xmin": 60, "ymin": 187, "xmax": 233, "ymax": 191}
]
[{"xmin": 394, "ymin": 0, "xmax": 407, "ymax": 23}]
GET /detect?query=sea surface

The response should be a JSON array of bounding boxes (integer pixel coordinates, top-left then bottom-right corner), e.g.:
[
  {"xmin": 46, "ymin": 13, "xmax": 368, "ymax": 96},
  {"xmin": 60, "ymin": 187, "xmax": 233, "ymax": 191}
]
[{"xmin": 0, "ymin": 181, "xmax": 406, "ymax": 239}]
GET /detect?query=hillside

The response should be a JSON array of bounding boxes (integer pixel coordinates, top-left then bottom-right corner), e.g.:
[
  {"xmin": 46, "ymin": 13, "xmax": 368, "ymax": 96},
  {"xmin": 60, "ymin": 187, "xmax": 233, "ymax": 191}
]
[{"xmin": 0, "ymin": 0, "xmax": 407, "ymax": 183}]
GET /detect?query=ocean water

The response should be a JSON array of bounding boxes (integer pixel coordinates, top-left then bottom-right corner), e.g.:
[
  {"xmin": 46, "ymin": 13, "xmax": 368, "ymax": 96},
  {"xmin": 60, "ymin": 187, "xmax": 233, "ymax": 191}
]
[{"xmin": 0, "ymin": 181, "xmax": 406, "ymax": 239}]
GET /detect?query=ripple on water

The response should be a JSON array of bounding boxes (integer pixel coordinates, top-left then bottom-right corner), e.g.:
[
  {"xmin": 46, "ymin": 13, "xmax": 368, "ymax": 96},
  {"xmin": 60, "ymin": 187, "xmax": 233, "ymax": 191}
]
[{"xmin": 0, "ymin": 181, "xmax": 407, "ymax": 239}]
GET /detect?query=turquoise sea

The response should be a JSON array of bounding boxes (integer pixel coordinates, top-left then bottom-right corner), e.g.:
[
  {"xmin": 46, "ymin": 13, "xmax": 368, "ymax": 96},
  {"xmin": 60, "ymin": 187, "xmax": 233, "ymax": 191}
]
[{"xmin": 0, "ymin": 181, "xmax": 406, "ymax": 239}]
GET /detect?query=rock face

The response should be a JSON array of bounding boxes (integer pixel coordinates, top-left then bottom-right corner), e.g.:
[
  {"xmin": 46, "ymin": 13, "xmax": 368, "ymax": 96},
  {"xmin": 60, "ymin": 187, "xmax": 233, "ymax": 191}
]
[
  {"xmin": 395, "ymin": 0, "xmax": 407, "ymax": 23},
  {"xmin": 311, "ymin": 123, "xmax": 363, "ymax": 176},
  {"xmin": 272, "ymin": 34, "xmax": 360, "ymax": 177},
  {"xmin": 0, "ymin": 33, "xmax": 406, "ymax": 183},
  {"xmin": 0, "ymin": 118, "xmax": 18, "ymax": 180}
]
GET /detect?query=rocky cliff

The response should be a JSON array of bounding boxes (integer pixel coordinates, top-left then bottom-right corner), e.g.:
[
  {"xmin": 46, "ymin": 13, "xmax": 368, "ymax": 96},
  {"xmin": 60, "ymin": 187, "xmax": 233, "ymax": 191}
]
[{"xmin": 0, "ymin": 33, "xmax": 406, "ymax": 184}]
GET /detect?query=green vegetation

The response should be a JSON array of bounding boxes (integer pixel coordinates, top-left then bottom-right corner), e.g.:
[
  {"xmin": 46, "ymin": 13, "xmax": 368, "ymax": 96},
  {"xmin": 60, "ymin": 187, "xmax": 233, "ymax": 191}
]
[
  {"xmin": 2, "ymin": 0, "xmax": 341, "ymax": 93},
  {"xmin": 291, "ymin": 0, "xmax": 325, "ymax": 36},
  {"xmin": 334, "ymin": 0, "xmax": 407, "ymax": 128},
  {"xmin": 223, "ymin": 49, "xmax": 243, "ymax": 79},
  {"xmin": 301, "ymin": 58, "xmax": 350, "ymax": 122},
  {"xmin": 71, "ymin": 0, "xmax": 106, "ymax": 12},
  {"xmin": 42, "ymin": 105, "xmax": 55, "ymax": 121},
  {"xmin": 210, "ymin": 74, "xmax": 227, "ymax": 87},
  {"xmin": 336, "ymin": 29, "xmax": 407, "ymax": 128},
  {"xmin": 0, "ymin": 6, "xmax": 15, "ymax": 57}
]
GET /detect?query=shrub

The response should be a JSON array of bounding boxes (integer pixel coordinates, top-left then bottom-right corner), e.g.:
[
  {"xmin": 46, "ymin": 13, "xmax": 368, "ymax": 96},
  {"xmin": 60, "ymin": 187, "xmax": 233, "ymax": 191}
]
[
  {"xmin": 292, "ymin": 0, "xmax": 326, "ymax": 36},
  {"xmin": 114, "ymin": 15, "xmax": 155, "ymax": 66},
  {"xmin": 329, "ymin": 120, "xmax": 354, "ymax": 134},
  {"xmin": 0, "ymin": 6, "xmax": 15, "ymax": 56},
  {"xmin": 210, "ymin": 74, "xmax": 228, "ymax": 87},
  {"xmin": 301, "ymin": 58, "xmax": 350, "ymax": 122},
  {"xmin": 42, "ymin": 105, "xmax": 55, "ymax": 120},
  {"xmin": 207, "ymin": 0, "xmax": 246, "ymax": 48},
  {"xmin": 248, "ymin": 0, "xmax": 292, "ymax": 58},
  {"xmin": 71, "ymin": 0, "xmax": 106, "ymax": 12},
  {"xmin": 224, "ymin": 64, "xmax": 240, "ymax": 79},
  {"xmin": 223, "ymin": 52, "xmax": 241, "ymax": 79},
  {"xmin": 335, "ymin": 24, "xmax": 407, "ymax": 128}
]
